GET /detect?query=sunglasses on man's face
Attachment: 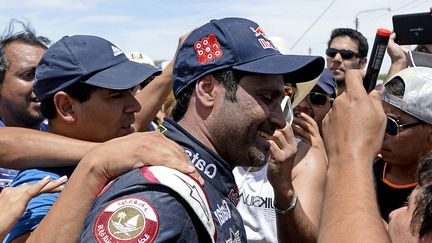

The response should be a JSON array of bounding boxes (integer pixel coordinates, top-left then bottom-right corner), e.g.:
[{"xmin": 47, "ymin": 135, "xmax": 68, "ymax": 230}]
[
  {"xmin": 326, "ymin": 48, "xmax": 360, "ymax": 59},
  {"xmin": 385, "ymin": 116, "xmax": 424, "ymax": 136},
  {"xmin": 307, "ymin": 92, "xmax": 334, "ymax": 107}
]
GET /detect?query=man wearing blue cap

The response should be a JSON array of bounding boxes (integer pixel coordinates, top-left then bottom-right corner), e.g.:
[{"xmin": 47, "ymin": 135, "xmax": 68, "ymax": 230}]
[
  {"xmin": 294, "ymin": 68, "xmax": 337, "ymax": 134},
  {"xmin": 81, "ymin": 17, "xmax": 324, "ymax": 242},
  {"xmin": 4, "ymin": 35, "xmax": 161, "ymax": 242}
]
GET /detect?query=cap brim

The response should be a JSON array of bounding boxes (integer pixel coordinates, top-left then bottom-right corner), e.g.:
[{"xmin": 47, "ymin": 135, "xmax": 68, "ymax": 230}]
[
  {"xmin": 292, "ymin": 75, "xmax": 320, "ymax": 108},
  {"xmin": 85, "ymin": 61, "xmax": 161, "ymax": 90},
  {"xmin": 233, "ymin": 54, "xmax": 324, "ymax": 83}
]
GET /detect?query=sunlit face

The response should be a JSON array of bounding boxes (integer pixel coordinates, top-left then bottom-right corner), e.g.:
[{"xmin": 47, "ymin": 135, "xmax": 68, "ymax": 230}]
[
  {"xmin": 210, "ymin": 75, "xmax": 287, "ymax": 168},
  {"xmin": 0, "ymin": 41, "xmax": 45, "ymax": 128},
  {"xmin": 326, "ymin": 36, "xmax": 364, "ymax": 88},
  {"xmin": 388, "ymin": 186, "xmax": 422, "ymax": 243},
  {"xmin": 72, "ymin": 87, "xmax": 141, "ymax": 142},
  {"xmin": 380, "ymin": 102, "xmax": 432, "ymax": 167}
]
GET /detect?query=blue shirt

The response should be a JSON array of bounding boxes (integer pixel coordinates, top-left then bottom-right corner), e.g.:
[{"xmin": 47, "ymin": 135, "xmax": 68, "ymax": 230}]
[
  {"xmin": 0, "ymin": 120, "xmax": 48, "ymax": 190},
  {"xmin": 3, "ymin": 166, "xmax": 75, "ymax": 243}
]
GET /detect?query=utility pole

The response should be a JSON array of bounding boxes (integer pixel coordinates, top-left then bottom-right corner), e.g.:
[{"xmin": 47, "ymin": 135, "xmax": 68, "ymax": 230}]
[{"xmin": 354, "ymin": 7, "xmax": 391, "ymax": 31}]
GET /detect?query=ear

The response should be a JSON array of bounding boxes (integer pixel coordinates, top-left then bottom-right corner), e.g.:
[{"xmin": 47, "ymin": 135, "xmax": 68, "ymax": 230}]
[
  {"xmin": 53, "ymin": 92, "xmax": 78, "ymax": 123},
  {"xmin": 360, "ymin": 57, "xmax": 367, "ymax": 69},
  {"xmin": 195, "ymin": 74, "xmax": 217, "ymax": 108}
]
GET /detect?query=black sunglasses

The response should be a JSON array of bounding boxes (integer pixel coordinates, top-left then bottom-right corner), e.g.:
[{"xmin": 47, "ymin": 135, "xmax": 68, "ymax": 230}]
[
  {"xmin": 386, "ymin": 116, "xmax": 424, "ymax": 136},
  {"xmin": 326, "ymin": 48, "xmax": 360, "ymax": 59},
  {"xmin": 307, "ymin": 92, "xmax": 334, "ymax": 107}
]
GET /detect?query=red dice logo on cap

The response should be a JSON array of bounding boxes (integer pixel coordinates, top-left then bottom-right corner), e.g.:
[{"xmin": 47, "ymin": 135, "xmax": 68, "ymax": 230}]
[{"xmin": 194, "ymin": 34, "xmax": 223, "ymax": 64}]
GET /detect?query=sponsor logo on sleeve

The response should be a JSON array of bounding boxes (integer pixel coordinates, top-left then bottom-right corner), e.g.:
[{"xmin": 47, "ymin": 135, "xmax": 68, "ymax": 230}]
[{"xmin": 93, "ymin": 197, "xmax": 159, "ymax": 243}]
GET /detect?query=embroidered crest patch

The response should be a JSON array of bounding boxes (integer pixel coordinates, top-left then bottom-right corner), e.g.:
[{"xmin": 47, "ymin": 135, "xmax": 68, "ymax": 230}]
[
  {"xmin": 93, "ymin": 197, "xmax": 159, "ymax": 243},
  {"xmin": 194, "ymin": 34, "xmax": 223, "ymax": 64}
]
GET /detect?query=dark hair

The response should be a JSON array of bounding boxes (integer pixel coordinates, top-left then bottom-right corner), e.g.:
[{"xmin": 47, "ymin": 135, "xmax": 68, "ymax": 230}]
[
  {"xmin": 327, "ymin": 28, "xmax": 368, "ymax": 58},
  {"xmin": 411, "ymin": 154, "xmax": 432, "ymax": 237},
  {"xmin": 40, "ymin": 82, "xmax": 97, "ymax": 119},
  {"xmin": 171, "ymin": 68, "xmax": 243, "ymax": 121},
  {"xmin": 384, "ymin": 77, "xmax": 405, "ymax": 97},
  {"xmin": 0, "ymin": 19, "xmax": 50, "ymax": 84},
  {"xmin": 414, "ymin": 45, "xmax": 431, "ymax": 54}
]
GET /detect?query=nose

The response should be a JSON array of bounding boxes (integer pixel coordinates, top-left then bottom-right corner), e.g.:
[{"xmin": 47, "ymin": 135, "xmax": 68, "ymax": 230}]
[
  {"xmin": 125, "ymin": 91, "xmax": 142, "ymax": 113},
  {"xmin": 271, "ymin": 102, "xmax": 288, "ymax": 129},
  {"xmin": 296, "ymin": 98, "xmax": 311, "ymax": 110},
  {"xmin": 388, "ymin": 206, "xmax": 403, "ymax": 222},
  {"xmin": 332, "ymin": 52, "xmax": 343, "ymax": 62}
]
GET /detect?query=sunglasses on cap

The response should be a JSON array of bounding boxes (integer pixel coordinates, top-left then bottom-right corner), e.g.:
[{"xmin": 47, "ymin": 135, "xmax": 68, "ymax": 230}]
[
  {"xmin": 385, "ymin": 116, "xmax": 424, "ymax": 136},
  {"xmin": 307, "ymin": 92, "xmax": 334, "ymax": 107},
  {"xmin": 326, "ymin": 48, "xmax": 360, "ymax": 59}
]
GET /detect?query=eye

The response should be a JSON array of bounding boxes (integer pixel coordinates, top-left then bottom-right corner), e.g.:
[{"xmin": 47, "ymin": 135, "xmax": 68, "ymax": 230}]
[
  {"xmin": 261, "ymin": 94, "xmax": 272, "ymax": 104},
  {"xmin": 20, "ymin": 70, "xmax": 35, "ymax": 81},
  {"xmin": 110, "ymin": 92, "xmax": 124, "ymax": 98}
]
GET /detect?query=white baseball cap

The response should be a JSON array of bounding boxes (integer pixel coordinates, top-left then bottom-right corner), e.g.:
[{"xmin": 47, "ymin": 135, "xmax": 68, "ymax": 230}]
[{"xmin": 383, "ymin": 67, "xmax": 432, "ymax": 124}]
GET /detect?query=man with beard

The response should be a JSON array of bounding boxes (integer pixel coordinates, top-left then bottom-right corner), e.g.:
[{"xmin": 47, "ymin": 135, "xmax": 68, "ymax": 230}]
[
  {"xmin": 81, "ymin": 17, "xmax": 324, "ymax": 242},
  {"xmin": 326, "ymin": 28, "xmax": 368, "ymax": 93}
]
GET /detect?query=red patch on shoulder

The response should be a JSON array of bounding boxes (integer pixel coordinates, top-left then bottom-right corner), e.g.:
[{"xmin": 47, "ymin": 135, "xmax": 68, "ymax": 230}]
[
  {"xmin": 93, "ymin": 197, "xmax": 159, "ymax": 242},
  {"xmin": 194, "ymin": 34, "xmax": 223, "ymax": 64}
]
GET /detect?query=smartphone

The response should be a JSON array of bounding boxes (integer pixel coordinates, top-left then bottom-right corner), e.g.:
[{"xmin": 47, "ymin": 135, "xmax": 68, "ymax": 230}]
[
  {"xmin": 280, "ymin": 96, "xmax": 293, "ymax": 124},
  {"xmin": 393, "ymin": 12, "xmax": 432, "ymax": 45}
]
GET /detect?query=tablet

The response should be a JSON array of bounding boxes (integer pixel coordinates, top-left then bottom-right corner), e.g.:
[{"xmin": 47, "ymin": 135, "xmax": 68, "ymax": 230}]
[{"xmin": 392, "ymin": 12, "xmax": 432, "ymax": 45}]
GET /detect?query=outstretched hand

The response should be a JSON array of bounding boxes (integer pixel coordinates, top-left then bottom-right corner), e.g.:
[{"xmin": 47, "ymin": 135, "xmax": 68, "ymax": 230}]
[{"xmin": 0, "ymin": 176, "xmax": 67, "ymax": 240}]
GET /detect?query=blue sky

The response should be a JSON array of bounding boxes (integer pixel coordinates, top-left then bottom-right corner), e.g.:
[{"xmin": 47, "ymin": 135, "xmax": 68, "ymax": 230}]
[{"xmin": 1, "ymin": 0, "xmax": 430, "ymax": 71}]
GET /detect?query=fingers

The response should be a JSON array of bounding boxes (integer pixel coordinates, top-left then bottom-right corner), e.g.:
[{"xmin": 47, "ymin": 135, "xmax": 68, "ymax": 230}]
[
  {"xmin": 40, "ymin": 176, "xmax": 68, "ymax": 193},
  {"xmin": 269, "ymin": 124, "xmax": 297, "ymax": 162},
  {"xmin": 344, "ymin": 69, "xmax": 367, "ymax": 97}
]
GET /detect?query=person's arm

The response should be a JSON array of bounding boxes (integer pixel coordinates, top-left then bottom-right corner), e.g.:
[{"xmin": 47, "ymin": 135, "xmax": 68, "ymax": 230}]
[
  {"xmin": 319, "ymin": 70, "xmax": 390, "ymax": 243},
  {"xmin": 27, "ymin": 131, "xmax": 199, "ymax": 243},
  {"xmin": 133, "ymin": 33, "xmax": 190, "ymax": 132},
  {"xmin": 0, "ymin": 127, "xmax": 97, "ymax": 169},
  {"xmin": 133, "ymin": 61, "xmax": 174, "ymax": 131},
  {"xmin": 0, "ymin": 176, "xmax": 66, "ymax": 241},
  {"xmin": 385, "ymin": 33, "xmax": 409, "ymax": 81},
  {"xmin": 267, "ymin": 123, "xmax": 317, "ymax": 243}
]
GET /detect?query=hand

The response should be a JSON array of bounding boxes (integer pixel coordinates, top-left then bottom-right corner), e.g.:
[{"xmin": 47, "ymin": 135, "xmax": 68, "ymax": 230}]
[
  {"xmin": 387, "ymin": 33, "xmax": 409, "ymax": 65},
  {"xmin": 82, "ymin": 131, "xmax": 203, "ymax": 186},
  {"xmin": 267, "ymin": 123, "xmax": 298, "ymax": 192},
  {"xmin": 321, "ymin": 70, "xmax": 386, "ymax": 166},
  {"xmin": 0, "ymin": 176, "xmax": 67, "ymax": 240},
  {"xmin": 292, "ymin": 112, "xmax": 325, "ymax": 152}
]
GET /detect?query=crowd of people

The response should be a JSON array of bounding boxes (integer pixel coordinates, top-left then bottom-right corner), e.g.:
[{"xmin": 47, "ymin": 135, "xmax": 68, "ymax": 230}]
[{"xmin": 0, "ymin": 10, "xmax": 431, "ymax": 243}]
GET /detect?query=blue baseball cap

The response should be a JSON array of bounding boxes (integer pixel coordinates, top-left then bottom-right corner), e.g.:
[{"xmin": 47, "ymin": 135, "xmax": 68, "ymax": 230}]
[
  {"xmin": 316, "ymin": 68, "xmax": 337, "ymax": 96},
  {"xmin": 173, "ymin": 17, "xmax": 325, "ymax": 98},
  {"xmin": 33, "ymin": 35, "xmax": 161, "ymax": 101}
]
